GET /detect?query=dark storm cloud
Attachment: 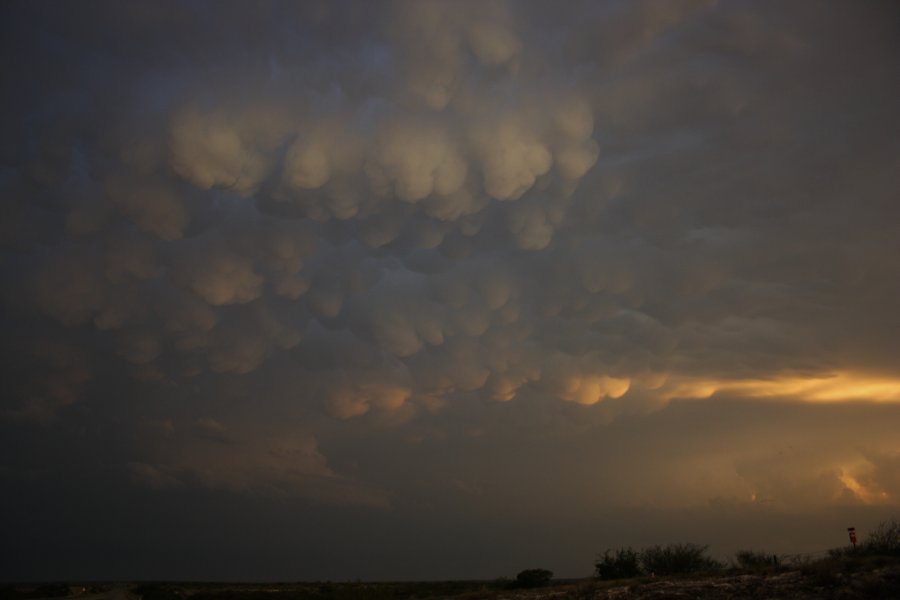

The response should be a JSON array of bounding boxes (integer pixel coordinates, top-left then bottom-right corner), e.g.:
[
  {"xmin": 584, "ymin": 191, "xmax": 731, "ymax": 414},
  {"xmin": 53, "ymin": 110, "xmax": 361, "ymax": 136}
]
[{"xmin": 1, "ymin": 0, "xmax": 899, "ymax": 581}]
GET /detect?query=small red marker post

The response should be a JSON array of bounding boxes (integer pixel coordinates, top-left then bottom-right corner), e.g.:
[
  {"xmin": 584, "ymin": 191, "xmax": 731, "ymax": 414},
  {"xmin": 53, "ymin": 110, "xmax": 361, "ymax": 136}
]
[{"xmin": 848, "ymin": 527, "xmax": 857, "ymax": 547}]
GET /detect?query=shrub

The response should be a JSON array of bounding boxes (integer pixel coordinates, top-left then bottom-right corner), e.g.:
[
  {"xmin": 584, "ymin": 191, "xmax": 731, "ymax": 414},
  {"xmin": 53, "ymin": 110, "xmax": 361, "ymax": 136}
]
[
  {"xmin": 828, "ymin": 545, "xmax": 855, "ymax": 560},
  {"xmin": 594, "ymin": 547, "xmax": 642, "ymax": 580},
  {"xmin": 864, "ymin": 519, "xmax": 900, "ymax": 555},
  {"xmin": 734, "ymin": 549, "xmax": 779, "ymax": 570},
  {"xmin": 640, "ymin": 543, "xmax": 722, "ymax": 576},
  {"xmin": 515, "ymin": 568, "xmax": 553, "ymax": 588},
  {"xmin": 801, "ymin": 557, "xmax": 844, "ymax": 587}
]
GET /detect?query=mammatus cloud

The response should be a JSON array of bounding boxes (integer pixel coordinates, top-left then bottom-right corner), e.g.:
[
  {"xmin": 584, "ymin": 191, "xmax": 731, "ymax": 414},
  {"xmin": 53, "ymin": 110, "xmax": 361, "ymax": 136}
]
[
  {"xmin": 388, "ymin": 0, "xmax": 522, "ymax": 110},
  {"xmin": 105, "ymin": 174, "xmax": 190, "ymax": 241},
  {"xmin": 1, "ymin": 1, "xmax": 899, "ymax": 569}
]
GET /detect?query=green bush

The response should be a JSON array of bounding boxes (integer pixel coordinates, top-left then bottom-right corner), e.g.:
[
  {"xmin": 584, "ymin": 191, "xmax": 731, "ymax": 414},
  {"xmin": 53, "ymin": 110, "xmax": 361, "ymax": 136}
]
[
  {"xmin": 515, "ymin": 568, "xmax": 553, "ymax": 588},
  {"xmin": 640, "ymin": 543, "xmax": 722, "ymax": 576},
  {"xmin": 594, "ymin": 547, "xmax": 642, "ymax": 580}
]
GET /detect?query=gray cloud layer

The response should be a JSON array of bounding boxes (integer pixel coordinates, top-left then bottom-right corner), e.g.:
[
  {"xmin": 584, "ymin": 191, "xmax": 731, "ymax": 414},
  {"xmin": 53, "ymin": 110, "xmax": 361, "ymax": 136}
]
[{"xmin": 1, "ymin": 0, "xmax": 899, "ymax": 581}]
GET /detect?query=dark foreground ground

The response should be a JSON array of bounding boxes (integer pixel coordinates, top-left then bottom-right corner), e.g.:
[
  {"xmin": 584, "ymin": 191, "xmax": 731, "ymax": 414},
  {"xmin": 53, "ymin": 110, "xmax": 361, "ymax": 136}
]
[{"xmin": 4, "ymin": 557, "xmax": 900, "ymax": 600}]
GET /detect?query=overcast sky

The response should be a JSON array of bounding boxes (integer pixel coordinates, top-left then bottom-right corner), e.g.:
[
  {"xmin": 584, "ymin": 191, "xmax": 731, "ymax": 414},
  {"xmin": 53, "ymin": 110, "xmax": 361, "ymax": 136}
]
[{"xmin": 2, "ymin": 0, "xmax": 899, "ymax": 582}]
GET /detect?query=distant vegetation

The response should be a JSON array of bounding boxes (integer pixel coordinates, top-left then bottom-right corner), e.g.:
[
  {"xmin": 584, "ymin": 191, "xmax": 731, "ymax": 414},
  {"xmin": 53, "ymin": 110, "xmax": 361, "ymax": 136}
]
[
  {"xmin": 513, "ymin": 568, "xmax": 553, "ymax": 588},
  {"xmin": 594, "ymin": 519, "xmax": 900, "ymax": 583},
  {"xmin": 595, "ymin": 543, "xmax": 721, "ymax": 579},
  {"xmin": 641, "ymin": 543, "xmax": 723, "ymax": 576},
  {"xmin": 131, "ymin": 580, "xmax": 513, "ymax": 600},
  {"xmin": 130, "ymin": 584, "xmax": 183, "ymax": 600},
  {"xmin": 0, "ymin": 583, "xmax": 70, "ymax": 599},
  {"xmin": 732, "ymin": 549, "xmax": 779, "ymax": 570},
  {"xmin": 594, "ymin": 547, "xmax": 642, "ymax": 580},
  {"xmin": 836, "ymin": 519, "xmax": 900, "ymax": 557}
]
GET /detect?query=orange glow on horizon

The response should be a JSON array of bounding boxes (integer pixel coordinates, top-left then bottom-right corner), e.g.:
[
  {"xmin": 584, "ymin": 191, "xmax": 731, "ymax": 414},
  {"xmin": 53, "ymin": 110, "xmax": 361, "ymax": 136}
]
[{"xmin": 662, "ymin": 372, "xmax": 900, "ymax": 403}]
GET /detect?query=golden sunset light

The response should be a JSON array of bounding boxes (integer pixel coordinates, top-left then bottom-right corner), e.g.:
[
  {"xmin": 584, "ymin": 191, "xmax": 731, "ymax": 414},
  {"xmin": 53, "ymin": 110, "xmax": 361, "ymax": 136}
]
[{"xmin": 664, "ymin": 372, "xmax": 900, "ymax": 404}]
